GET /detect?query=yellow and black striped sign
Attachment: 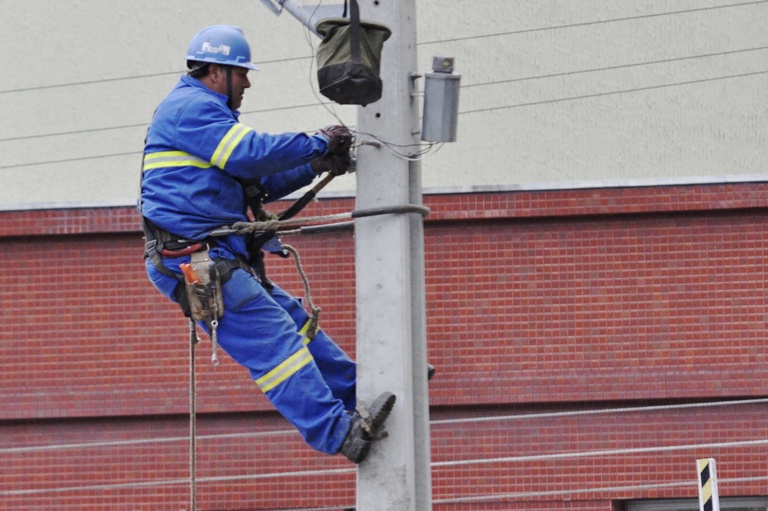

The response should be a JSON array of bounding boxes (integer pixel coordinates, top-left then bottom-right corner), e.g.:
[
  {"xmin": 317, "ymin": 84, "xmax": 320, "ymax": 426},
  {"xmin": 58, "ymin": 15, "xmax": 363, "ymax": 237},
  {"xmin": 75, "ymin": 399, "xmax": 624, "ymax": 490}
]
[{"xmin": 697, "ymin": 458, "xmax": 720, "ymax": 511}]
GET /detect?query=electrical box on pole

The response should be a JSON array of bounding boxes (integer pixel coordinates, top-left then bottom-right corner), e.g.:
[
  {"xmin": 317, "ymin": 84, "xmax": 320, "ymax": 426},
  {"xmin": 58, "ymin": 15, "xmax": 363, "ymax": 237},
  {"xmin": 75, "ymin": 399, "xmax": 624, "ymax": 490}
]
[{"xmin": 421, "ymin": 55, "xmax": 461, "ymax": 143}]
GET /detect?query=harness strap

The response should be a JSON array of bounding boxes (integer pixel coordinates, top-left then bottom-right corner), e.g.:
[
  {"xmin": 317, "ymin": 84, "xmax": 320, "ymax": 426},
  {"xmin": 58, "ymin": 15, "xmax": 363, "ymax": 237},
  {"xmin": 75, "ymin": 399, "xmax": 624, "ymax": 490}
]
[
  {"xmin": 142, "ymin": 217, "xmax": 184, "ymax": 282},
  {"xmin": 349, "ymin": 0, "xmax": 362, "ymax": 64},
  {"xmin": 212, "ymin": 257, "xmax": 259, "ymax": 284},
  {"xmin": 142, "ymin": 217, "xmax": 207, "ymax": 317}
]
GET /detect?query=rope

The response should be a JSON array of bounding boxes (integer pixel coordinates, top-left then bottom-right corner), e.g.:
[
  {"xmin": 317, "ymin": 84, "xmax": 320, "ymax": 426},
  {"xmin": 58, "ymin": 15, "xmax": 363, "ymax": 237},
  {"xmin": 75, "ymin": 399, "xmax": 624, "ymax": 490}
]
[
  {"xmin": 188, "ymin": 319, "xmax": 198, "ymax": 511},
  {"xmin": 282, "ymin": 244, "xmax": 321, "ymax": 339},
  {"xmin": 212, "ymin": 204, "xmax": 430, "ymax": 237}
]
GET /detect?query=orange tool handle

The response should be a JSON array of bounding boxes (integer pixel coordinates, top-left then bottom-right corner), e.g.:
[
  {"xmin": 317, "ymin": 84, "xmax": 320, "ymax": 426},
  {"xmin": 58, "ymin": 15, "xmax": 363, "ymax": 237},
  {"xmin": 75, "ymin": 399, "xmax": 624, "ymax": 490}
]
[{"xmin": 180, "ymin": 263, "xmax": 203, "ymax": 285}]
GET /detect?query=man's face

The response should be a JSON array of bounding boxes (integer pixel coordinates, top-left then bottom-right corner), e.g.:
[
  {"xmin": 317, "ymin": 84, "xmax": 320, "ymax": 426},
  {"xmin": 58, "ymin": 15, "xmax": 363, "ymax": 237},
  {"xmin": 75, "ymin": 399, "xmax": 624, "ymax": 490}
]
[
  {"xmin": 227, "ymin": 67, "xmax": 251, "ymax": 110},
  {"xmin": 207, "ymin": 65, "xmax": 251, "ymax": 110}
]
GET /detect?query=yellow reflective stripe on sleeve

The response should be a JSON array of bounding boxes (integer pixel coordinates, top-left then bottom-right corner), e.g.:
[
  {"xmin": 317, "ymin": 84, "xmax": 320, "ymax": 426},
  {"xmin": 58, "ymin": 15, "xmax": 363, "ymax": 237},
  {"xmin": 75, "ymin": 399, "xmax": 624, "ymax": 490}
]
[
  {"xmin": 300, "ymin": 320, "xmax": 315, "ymax": 346},
  {"xmin": 211, "ymin": 123, "xmax": 253, "ymax": 169},
  {"xmin": 142, "ymin": 151, "xmax": 212, "ymax": 171},
  {"xmin": 256, "ymin": 346, "xmax": 313, "ymax": 393}
]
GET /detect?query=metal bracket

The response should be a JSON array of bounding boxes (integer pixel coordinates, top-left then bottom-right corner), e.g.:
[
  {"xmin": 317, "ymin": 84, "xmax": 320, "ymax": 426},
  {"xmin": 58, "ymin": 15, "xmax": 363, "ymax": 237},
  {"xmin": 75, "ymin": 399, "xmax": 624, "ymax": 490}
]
[
  {"xmin": 260, "ymin": 0, "xmax": 285, "ymax": 15},
  {"xmin": 409, "ymin": 73, "xmax": 422, "ymax": 99},
  {"xmin": 260, "ymin": 0, "xmax": 347, "ymax": 37}
]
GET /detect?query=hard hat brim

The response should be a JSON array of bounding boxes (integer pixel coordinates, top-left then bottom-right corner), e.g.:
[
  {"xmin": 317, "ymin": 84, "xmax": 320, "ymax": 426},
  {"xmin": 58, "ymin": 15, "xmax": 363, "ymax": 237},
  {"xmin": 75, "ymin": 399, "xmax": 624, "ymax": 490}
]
[{"xmin": 186, "ymin": 56, "xmax": 260, "ymax": 71}]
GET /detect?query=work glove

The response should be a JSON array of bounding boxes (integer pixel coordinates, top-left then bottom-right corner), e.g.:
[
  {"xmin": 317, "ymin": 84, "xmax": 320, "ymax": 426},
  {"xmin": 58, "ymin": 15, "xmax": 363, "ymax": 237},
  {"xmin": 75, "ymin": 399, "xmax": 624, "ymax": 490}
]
[
  {"xmin": 317, "ymin": 125, "xmax": 353, "ymax": 155},
  {"xmin": 310, "ymin": 150, "xmax": 353, "ymax": 176}
]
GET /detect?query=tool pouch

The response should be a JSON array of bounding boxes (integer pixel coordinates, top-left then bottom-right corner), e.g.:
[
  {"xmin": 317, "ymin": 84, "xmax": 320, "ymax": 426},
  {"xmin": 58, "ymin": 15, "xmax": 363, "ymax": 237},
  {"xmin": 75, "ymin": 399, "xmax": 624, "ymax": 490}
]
[
  {"xmin": 185, "ymin": 251, "xmax": 225, "ymax": 323},
  {"xmin": 315, "ymin": 0, "xmax": 391, "ymax": 106}
]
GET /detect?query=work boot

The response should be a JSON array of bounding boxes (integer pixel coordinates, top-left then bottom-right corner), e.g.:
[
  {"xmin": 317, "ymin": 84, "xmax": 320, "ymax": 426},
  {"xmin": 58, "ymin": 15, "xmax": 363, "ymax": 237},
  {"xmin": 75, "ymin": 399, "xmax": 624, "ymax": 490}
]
[{"xmin": 338, "ymin": 391, "xmax": 396, "ymax": 464}]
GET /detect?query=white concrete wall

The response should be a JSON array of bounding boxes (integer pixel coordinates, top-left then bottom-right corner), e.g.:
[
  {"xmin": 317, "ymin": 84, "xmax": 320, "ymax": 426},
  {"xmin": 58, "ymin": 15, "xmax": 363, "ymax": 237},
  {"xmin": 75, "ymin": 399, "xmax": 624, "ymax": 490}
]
[{"xmin": 1, "ymin": 0, "xmax": 766, "ymax": 209}]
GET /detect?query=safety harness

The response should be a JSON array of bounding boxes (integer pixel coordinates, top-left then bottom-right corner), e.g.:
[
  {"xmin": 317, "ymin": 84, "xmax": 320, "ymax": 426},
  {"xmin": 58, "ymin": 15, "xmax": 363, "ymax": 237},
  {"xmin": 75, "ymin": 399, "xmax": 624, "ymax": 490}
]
[{"xmin": 141, "ymin": 169, "xmax": 335, "ymax": 364}]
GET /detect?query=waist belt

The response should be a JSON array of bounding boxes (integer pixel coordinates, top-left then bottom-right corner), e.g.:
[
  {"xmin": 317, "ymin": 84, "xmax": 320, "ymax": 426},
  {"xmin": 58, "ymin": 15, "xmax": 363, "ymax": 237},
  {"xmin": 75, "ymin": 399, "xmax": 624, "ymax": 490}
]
[
  {"xmin": 161, "ymin": 242, "xmax": 205, "ymax": 257},
  {"xmin": 142, "ymin": 216, "xmax": 266, "ymax": 293}
]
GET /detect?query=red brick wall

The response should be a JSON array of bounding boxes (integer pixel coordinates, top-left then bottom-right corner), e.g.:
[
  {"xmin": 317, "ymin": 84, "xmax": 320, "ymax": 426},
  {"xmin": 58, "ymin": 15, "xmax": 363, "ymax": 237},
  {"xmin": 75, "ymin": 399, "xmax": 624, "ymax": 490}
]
[{"xmin": 1, "ymin": 183, "xmax": 766, "ymax": 510}]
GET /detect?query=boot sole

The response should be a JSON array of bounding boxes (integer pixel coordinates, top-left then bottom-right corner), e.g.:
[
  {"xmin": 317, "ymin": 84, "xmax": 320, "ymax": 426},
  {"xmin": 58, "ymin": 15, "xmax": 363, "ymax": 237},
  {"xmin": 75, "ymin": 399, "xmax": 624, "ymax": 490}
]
[
  {"xmin": 366, "ymin": 391, "xmax": 396, "ymax": 436},
  {"xmin": 339, "ymin": 392, "xmax": 395, "ymax": 463}
]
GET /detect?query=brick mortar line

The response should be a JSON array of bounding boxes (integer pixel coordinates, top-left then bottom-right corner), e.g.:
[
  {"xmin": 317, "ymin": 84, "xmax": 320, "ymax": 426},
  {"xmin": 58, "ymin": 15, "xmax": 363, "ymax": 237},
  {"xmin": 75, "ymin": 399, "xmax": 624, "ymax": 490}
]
[{"xmin": 0, "ymin": 183, "xmax": 766, "ymax": 237}]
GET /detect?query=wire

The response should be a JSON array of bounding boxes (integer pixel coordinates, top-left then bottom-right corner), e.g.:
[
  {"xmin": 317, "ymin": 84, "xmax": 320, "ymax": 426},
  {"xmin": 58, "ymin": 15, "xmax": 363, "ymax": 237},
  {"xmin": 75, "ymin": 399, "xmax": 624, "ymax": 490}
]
[
  {"xmin": 2, "ymin": 441, "xmax": 765, "ymax": 498},
  {"xmin": 300, "ymin": 0, "xmax": 350, "ymax": 127},
  {"xmin": 0, "ymin": 468, "xmax": 356, "ymax": 497},
  {"xmin": 0, "ymin": 71, "xmax": 182, "ymax": 95},
  {"xmin": 3, "ymin": 64, "xmax": 763, "ymax": 170},
  {"xmin": 4, "ymin": 43, "xmax": 765, "ymax": 145},
  {"xmin": 0, "ymin": 123, "xmax": 148, "ymax": 143},
  {"xmin": 460, "ymin": 45, "xmax": 768, "ymax": 90},
  {"xmin": 2, "ymin": 4, "xmax": 765, "ymax": 169},
  {"xmin": 0, "ymin": 151, "xmax": 139, "ymax": 170},
  {"xmin": 431, "ymin": 397, "xmax": 768, "ymax": 426},
  {"xmin": 432, "ymin": 438, "xmax": 768, "ymax": 468},
  {"xmin": 460, "ymin": 69, "xmax": 768, "ymax": 116},
  {"xmin": 2, "ymin": 1, "xmax": 763, "ymax": 95},
  {"xmin": 0, "ymin": 102, "xmax": 338, "ymax": 143},
  {"xmin": 290, "ymin": 0, "xmax": 435, "ymax": 164},
  {"xmin": 0, "ymin": 1, "xmax": 432, "ymax": 169},
  {"xmin": 419, "ymin": 0, "xmax": 768, "ymax": 45},
  {"xmin": 3, "ymin": 397, "xmax": 765, "ymax": 455},
  {"xmin": 0, "ymin": 0, "xmax": 768, "ymax": 99},
  {"xmin": 432, "ymin": 476, "xmax": 768, "ymax": 505},
  {"xmin": 3, "ymin": 396, "xmax": 765, "ymax": 499},
  {"xmin": 355, "ymin": 131, "xmax": 445, "ymax": 162},
  {"xmin": 0, "ymin": 55, "xmax": 314, "ymax": 95},
  {"xmin": 0, "ymin": 428, "xmax": 299, "ymax": 455}
]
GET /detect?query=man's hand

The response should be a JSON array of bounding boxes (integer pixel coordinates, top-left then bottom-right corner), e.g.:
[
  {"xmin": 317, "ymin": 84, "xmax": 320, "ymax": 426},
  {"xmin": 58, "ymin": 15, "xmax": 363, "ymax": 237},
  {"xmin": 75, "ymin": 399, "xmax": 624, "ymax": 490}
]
[
  {"xmin": 317, "ymin": 125, "xmax": 353, "ymax": 155},
  {"xmin": 311, "ymin": 151, "xmax": 353, "ymax": 176}
]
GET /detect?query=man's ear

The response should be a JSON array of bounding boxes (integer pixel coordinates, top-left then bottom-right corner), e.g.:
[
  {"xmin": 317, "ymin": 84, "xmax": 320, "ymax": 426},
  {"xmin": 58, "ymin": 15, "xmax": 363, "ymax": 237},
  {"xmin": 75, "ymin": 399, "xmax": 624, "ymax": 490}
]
[{"xmin": 207, "ymin": 64, "xmax": 223, "ymax": 84}]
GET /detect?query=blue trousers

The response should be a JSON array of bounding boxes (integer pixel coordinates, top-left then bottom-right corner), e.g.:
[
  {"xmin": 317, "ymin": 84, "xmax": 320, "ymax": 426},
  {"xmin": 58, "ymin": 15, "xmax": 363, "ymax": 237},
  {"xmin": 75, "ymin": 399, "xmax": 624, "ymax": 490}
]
[{"xmin": 146, "ymin": 254, "xmax": 356, "ymax": 455}]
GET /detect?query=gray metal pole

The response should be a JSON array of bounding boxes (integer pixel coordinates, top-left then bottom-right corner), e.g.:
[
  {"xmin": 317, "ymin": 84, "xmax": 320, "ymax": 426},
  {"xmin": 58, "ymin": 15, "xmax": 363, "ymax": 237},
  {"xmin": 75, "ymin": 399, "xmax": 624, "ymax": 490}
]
[
  {"xmin": 354, "ymin": 1, "xmax": 432, "ymax": 510},
  {"xmin": 259, "ymin": 0, "xmax": 343, "ymax": 36}
]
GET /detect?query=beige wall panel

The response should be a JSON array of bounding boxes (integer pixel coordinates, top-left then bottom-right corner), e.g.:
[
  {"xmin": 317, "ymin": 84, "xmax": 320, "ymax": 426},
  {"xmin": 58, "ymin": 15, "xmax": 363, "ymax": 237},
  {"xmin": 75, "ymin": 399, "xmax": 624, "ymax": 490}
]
[{"xmin": 1, "ymin": 1, "xmax": 766, "ymax": 207}]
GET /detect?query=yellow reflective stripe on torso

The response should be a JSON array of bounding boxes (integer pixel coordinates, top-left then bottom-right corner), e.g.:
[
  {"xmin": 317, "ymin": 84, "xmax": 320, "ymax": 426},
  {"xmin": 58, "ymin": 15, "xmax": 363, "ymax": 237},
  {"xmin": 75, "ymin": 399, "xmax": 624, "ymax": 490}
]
[
  {"xmin": 142, "ymin": 151, "xmax": 212, "ymax": 171},
  {"xmin": 211, "ymin": 123, "xmax": 253, "ymax": 169},
  {"xmin": 255, "ymin": 346, "xmax": 314, "ymax": 393}
]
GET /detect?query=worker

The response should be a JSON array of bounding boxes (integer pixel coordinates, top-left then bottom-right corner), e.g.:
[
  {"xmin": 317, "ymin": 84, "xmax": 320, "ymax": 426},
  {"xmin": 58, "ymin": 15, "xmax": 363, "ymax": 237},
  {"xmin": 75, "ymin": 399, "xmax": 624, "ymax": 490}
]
[{"xmin": 139, "ymin": 24, "xmax": 394, "ymax": 463}]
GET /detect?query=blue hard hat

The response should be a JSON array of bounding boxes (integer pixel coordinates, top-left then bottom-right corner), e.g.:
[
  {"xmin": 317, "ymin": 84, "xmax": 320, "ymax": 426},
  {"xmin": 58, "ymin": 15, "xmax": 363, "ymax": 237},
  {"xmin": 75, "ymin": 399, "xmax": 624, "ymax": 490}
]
[{"xmin": 186, "ymin": 25, "xmax": 260, "ymax": 71}]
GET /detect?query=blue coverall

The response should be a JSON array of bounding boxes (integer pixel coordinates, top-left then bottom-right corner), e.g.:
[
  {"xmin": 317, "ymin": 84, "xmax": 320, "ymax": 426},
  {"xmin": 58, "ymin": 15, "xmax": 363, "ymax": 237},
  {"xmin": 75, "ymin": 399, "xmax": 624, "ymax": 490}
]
[{"xmin": 140, "ymin": 75, "xmax": 356, "ymax": 455}]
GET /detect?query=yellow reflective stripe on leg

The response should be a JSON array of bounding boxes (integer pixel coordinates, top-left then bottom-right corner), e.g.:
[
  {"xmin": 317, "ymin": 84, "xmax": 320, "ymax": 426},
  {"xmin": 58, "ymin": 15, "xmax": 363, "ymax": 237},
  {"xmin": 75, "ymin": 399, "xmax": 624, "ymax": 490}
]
[
  {"xmin": 143, "ymin": 151, "xmax": 212, "ymax": 171},
  {"xmin": 256, "ymin": 346, "xmax": 313, "ymax": 393},
  {"xmin": 211, "ymin": 123, "xmax": 253, "ymax": 169}
]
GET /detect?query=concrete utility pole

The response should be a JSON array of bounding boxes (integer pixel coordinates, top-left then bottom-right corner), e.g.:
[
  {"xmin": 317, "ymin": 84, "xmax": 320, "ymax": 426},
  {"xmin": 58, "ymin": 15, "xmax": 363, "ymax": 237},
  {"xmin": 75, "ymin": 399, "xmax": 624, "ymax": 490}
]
[
  {"xmin": 354, "ymin": 1, "xmax": 432, "ymax": 510},
  {"xmin": 259, "ymin": 1, "xmax": 432, "ymax": 508}
]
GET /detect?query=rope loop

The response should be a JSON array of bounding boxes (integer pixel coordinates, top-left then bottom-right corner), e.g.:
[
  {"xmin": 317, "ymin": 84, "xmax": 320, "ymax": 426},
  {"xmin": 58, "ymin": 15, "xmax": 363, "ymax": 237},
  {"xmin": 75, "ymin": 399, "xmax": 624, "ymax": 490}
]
[{"xmin": 283, "ymin": 244, "xmax": 322, "ymax": 339}]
